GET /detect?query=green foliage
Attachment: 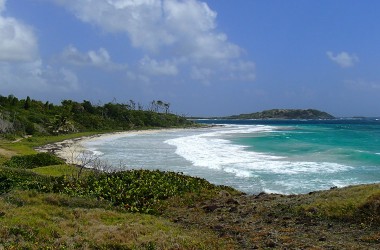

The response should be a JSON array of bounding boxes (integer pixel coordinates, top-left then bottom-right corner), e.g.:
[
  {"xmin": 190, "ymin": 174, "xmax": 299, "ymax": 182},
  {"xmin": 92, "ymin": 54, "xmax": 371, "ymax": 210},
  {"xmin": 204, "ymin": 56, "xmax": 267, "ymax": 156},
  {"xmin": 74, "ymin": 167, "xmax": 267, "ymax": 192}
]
[
  {"xmin": 56, "ymin": 169, "xmax": 220, "ymax": 214},
  {"xmin": 1, "ymin": 165, "xmax": 228, "ymax": 215},
  {"xmin": 0, "ymin": 94, "xmax": 193, "ymax": 137},
  {"xmin": 0, "ymin": 167, "xmax": 55, "ymax": 194},
  {"xmin": 4, "ymin": 153, "xmax": 64, "ymax": 169}
]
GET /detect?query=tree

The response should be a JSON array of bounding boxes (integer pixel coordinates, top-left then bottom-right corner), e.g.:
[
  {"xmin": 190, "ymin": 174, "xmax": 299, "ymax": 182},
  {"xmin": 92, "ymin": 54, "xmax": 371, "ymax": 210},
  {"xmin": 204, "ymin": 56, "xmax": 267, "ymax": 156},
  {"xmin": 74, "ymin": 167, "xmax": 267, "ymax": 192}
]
[
  {"xmin": 82, "ymin": 100, "xmax": 95, "ymax": 114},
  {"xmin": 164, "ymin": 102, "xmax": 170, "ymax": 114},
  {"xmin": 24, "ymin": 96, "xmax": 31, "ymax": 110},
  {"xmin": 129, "ymin": 100, "xmax": 136, "ymax": 110}
]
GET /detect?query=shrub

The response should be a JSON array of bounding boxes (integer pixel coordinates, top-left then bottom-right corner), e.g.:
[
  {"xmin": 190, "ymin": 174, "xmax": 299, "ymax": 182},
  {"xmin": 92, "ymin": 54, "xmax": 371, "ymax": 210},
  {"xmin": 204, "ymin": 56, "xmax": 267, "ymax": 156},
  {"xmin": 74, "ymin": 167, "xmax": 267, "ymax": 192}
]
[
  {"xmin": 4, "ymin": 153, "xmax": 64, "ymax": 169},
  {"xmin": 57, "ymin": 169, "xmax": 220, "ymax": 214},
  {"xmin": 0, "ymin": 167, "xmax": 55, "ymax": 194}
]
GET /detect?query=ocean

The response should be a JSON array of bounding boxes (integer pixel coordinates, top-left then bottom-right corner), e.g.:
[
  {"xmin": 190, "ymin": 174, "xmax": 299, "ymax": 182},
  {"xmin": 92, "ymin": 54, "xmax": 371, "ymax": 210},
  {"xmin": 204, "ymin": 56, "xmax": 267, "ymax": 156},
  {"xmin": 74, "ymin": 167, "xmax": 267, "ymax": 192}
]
[{"xmin": 82, "ymin": 118, "xmax": 380, "ymax": 194}]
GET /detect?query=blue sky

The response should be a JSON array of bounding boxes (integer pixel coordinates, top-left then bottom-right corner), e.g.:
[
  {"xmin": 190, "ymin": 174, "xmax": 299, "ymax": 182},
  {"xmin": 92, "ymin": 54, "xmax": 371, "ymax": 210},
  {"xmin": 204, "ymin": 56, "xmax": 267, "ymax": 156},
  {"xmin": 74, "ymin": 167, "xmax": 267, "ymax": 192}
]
[{"xmin": 1, "ymin": 0, "xmax": 379, "ymax": 117}]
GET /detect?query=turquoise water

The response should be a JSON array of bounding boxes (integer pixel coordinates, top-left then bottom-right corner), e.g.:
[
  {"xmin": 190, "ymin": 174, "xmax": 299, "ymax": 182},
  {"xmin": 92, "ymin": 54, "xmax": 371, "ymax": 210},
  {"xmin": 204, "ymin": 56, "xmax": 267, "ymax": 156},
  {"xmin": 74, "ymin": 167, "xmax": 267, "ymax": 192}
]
[
  {"xmin": 83, "ymin": 119, "xmax": 380, "ymax": 194},
  {"xmin": 232, "ymin": 124, "xmax": 380, "ymax": 166}
]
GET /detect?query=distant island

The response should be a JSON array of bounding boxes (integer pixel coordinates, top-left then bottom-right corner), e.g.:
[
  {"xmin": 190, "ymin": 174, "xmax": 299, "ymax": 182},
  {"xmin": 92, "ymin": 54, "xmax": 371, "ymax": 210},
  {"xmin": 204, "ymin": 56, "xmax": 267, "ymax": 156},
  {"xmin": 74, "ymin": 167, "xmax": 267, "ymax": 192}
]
[{"xmin": 225, "ymin": 109, "xmax": 335, "ymax": 120}]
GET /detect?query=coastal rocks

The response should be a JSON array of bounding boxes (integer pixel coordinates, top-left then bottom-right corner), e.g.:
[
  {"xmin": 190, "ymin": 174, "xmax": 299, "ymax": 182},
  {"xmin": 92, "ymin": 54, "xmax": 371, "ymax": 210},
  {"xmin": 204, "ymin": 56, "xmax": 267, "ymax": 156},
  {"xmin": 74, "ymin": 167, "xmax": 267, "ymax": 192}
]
[{"xmin": 165, "ymin": 186, "xmax": 380, "ymax": 249}]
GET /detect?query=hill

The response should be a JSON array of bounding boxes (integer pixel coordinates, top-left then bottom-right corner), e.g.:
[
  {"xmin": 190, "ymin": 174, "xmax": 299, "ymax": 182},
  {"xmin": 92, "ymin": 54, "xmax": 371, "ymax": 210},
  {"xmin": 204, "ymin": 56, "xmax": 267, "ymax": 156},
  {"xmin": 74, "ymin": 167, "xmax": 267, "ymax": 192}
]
[{"xmin": 227, "ymin": 109, "xmax": 335, "ymax": 119}]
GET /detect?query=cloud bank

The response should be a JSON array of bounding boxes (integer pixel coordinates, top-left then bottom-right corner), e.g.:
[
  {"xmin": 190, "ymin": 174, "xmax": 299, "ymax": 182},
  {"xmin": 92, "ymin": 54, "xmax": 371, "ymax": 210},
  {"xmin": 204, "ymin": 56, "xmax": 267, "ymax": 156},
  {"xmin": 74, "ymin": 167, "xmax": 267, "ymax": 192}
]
[{"xmin": 54, "ymin": 0, "xmax": 255, "ymax": 82}]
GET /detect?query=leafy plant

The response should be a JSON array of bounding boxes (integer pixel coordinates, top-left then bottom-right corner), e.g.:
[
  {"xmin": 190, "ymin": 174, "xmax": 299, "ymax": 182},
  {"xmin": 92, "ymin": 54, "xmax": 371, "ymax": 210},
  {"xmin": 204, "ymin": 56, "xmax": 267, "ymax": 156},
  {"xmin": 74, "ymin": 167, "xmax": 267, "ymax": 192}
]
[
  {"xmin": 0, "ymin": 167, "xmax": 55, "ymax": 194},
  {"xmin": 4, "ymin": 153, "xmax": 64, "ymax": 169},
  {"xmin": 56, "ymin": 169, "xmax": 222, "ymax": 214}
]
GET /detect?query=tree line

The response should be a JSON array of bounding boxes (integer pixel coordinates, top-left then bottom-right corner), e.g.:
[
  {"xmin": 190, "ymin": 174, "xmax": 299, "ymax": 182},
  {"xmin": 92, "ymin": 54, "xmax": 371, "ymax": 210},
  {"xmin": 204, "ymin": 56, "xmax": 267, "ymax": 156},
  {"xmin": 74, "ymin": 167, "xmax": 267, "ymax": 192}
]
[{"xmin": 0, "ymin": 94, "xmax": 191, "ymax": 136}]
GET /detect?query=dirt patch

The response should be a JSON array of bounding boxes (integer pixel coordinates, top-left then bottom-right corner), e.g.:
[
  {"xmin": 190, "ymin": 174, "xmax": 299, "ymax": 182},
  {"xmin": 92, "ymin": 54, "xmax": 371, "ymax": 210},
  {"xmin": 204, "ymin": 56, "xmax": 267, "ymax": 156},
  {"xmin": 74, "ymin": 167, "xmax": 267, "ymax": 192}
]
[{"xmin": 0, "ymin": 148, "xmax": 16, "ymax": 158}]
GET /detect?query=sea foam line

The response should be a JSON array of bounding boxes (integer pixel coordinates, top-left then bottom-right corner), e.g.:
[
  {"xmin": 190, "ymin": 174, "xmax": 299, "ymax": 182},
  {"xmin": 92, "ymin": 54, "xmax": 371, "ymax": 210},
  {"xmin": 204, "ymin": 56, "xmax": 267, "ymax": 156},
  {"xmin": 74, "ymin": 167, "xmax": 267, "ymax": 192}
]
[{"xmin": 165, "ymin": 125, "xmax": 352, "ymax": 178}]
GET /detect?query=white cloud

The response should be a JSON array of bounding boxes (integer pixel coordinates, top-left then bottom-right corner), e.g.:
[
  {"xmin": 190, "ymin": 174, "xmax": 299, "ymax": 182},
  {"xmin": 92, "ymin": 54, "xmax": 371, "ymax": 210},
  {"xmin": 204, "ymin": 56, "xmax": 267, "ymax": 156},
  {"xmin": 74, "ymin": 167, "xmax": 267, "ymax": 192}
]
[
  {"xmin": 61, "ymin": 45, "xmax": 126, "ymax": 70},
  {"xmin": 0, "ymin": 1, "xmax": 38, "ymax": 62},
  {"xmin": 53, "ymin": 0, "xmax": 254, "ymax": 83},
  {"xmin": 139, "ymin": 56, "xmax": 178, "ymax": 76},
  {"xmin": 0, "ymin": 60, "xmax": 80, "ymax": 95},
  {"xmin": 0, "ymin": 0, "xmax": 80, "ymax": 98},
  {"xmin": 327, "ymin": 51, "xmax": 359, "ymax": 68}
]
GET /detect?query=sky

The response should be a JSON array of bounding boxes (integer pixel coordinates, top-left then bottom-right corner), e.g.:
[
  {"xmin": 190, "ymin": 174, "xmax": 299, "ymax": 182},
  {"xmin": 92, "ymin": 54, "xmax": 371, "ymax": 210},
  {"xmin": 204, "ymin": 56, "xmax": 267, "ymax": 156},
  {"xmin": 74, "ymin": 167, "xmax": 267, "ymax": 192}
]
[{"xmin": 1, "ymin": 0, "xmax": 380, "ymax": 117}]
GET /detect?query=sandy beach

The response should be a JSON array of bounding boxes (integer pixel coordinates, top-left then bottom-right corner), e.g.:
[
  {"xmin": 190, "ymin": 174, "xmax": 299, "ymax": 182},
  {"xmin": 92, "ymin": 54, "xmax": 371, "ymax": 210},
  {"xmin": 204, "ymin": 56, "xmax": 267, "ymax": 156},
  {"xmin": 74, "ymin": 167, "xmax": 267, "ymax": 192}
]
[{"xmin": 35, "ymin": 129, "xmax": 184, "ymax": 166}]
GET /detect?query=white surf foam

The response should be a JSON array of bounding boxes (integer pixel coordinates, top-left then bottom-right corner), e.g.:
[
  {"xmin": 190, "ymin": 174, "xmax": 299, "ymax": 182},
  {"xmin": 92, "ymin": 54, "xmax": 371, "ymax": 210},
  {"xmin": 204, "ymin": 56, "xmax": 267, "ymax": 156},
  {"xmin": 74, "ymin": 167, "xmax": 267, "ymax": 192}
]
[{"xmin": 165, "ymin": 125, "xmax": 352, "ymax": 178}]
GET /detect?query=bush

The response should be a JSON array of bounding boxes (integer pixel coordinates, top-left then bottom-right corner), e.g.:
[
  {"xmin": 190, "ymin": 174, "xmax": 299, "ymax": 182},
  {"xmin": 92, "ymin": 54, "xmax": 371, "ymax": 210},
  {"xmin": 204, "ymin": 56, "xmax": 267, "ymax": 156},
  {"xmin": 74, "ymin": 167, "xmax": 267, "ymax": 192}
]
[
  {"xmin": 57, "ymin": 169, "xmax": 219, "ymax": 214},
  {"xmin": 4, "ymin": 153, "xmax": 64, "ymax": 169},
  {"xmin": 0, "ymin": 175, "xmax": 13, "ymax": 194},
  {"xmin": 0, "ymin": 167, "xmax": 55, "ymax": 194}
]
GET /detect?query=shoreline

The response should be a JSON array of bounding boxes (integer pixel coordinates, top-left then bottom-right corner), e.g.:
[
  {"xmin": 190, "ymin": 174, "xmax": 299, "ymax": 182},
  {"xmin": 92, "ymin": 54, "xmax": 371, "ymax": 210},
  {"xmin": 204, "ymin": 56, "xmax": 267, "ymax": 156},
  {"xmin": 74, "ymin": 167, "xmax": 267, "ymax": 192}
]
[{"xmin": 35, "ymin": 128, "xmax": 196, "ymax": 166}]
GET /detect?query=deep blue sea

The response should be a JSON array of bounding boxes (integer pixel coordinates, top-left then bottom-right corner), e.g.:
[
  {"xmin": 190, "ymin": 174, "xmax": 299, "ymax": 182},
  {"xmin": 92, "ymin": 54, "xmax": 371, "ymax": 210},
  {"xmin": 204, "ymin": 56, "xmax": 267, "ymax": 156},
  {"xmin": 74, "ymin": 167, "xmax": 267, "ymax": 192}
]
[{"xmin": 82, "ymin": 118, "xmax": 380, "ymax": 194}]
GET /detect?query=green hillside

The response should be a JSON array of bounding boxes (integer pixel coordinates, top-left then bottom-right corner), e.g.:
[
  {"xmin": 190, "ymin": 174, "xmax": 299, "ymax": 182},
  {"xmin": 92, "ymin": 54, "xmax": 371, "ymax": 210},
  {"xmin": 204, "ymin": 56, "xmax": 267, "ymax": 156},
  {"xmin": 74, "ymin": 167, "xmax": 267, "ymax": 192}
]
[{"xmin": 227, "ymin": 109, "xmax": 335, "ymax": 119}]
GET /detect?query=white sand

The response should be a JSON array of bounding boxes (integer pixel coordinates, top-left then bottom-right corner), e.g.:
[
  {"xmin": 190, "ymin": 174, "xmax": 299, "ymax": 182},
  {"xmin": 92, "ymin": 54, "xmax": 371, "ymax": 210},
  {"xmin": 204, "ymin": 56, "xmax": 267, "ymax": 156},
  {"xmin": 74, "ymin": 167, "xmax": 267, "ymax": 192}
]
[{"xmin": 35, "ymin": 129, "xmax": 183, "ymax": 166}]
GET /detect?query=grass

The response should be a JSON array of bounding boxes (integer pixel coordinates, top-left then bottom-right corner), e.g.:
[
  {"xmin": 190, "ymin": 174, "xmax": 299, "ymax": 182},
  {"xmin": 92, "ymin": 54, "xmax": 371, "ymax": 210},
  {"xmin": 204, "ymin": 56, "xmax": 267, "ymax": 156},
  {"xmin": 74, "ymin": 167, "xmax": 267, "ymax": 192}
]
[
  {"xmin": 0, "ymin": 132, "xmax": 102, "ymax": 155},
  {"xmin": 32, "ymin": 165, "xmax": 85, "ymax": 177},
  {"xmin": 297, "ymin": 184, "xmax": 380, "ymax": 223},
  {"xmin": 0, "ymin": 190, "xmax": 237, "ymax": 249}
]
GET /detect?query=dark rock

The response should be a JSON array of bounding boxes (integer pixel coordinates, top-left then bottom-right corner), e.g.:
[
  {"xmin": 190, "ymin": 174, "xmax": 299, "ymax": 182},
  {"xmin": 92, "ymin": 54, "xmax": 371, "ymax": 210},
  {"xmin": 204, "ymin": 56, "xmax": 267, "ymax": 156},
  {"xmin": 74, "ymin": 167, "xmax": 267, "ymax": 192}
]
[
  {"xmin": 212, "ymin": 225, "xmax": 224, "ymax": 231},
  {"xmin": 266, "ymin": 240, "xmax": 277, "ymax": 248},
  {"xmin": 202, "ymin": 204, "xmax": 219, "ymax": 213},
  {"xmin": 319, "ymin": 237, "xmax": 327, "ymax": 241}
]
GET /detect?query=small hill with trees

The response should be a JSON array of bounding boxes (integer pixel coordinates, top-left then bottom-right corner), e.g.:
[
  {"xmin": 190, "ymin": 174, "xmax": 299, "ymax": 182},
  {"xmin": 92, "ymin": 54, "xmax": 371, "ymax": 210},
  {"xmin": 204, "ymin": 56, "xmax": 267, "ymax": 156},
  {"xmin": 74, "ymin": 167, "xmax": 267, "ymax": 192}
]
[{"xmin": 226, "ymin": 109, "xmax": 335, "ymax": 119}]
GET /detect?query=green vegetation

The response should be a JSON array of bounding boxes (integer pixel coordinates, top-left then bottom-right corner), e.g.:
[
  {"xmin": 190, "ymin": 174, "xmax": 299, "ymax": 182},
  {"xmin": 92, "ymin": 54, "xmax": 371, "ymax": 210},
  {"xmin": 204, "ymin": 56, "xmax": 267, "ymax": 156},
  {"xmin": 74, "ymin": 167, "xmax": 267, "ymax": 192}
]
[
  {"xmin": 297, "ymin": 184, "xmax": 380, "ymax": 223},
  {"xmin": 0, "ymin": 94, "xmax": 193, "ymax": 137},
  {"xmin": 0, "ymin": 190, "xmax": 236, "ymax": 249},
  {"xmin": 4, "ymin": 153, "xmax": 64, "ymax": 169},
  {"xmin": 31, "ymin": 164, "xmax": 82, "ymax": 177},
  {"xmin": 0, "ymin": 152, "xmax": 232, "ymax": 215},
  {"xmin": 0, "ymin": 151, "xmax": 239, "ymax": 248},
  {"xmin": 226, "ymin": 108, "xmax": 335, "ymax": 119}
]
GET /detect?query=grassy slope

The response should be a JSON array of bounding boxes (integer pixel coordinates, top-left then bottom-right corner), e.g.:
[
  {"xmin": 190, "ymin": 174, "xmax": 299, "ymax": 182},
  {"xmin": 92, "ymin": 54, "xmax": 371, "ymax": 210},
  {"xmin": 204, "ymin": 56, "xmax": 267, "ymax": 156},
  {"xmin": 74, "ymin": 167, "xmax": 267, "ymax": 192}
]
[
  {"xmin": 0, "ymin": 134, "xmax": 379, "ymax": 249},
  {"xmin": 0, "ymin": 190, "xmax": 236, "ymax": 249}
]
